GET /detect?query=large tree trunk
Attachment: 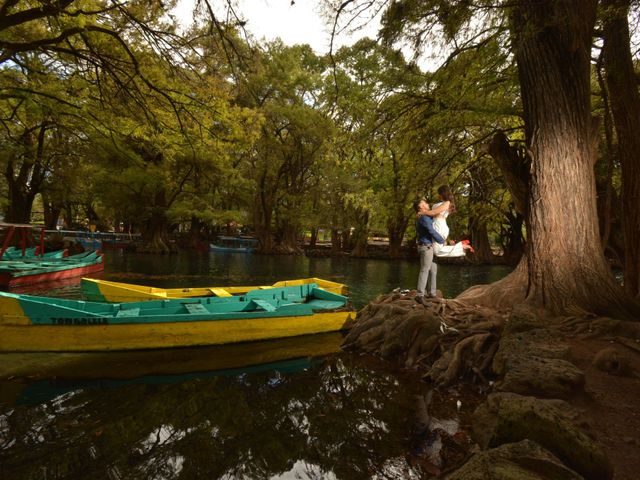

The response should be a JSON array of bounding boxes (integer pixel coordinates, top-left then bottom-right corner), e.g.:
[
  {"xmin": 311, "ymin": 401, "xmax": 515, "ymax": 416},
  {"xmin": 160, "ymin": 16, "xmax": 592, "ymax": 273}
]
[
  {"xmin": 188, "ymin": 216, "xmax": 206, "ymax": 250},
  {"xmin": 275, "ymin": 220, "xmax": 303, "ymax": 254},
  {"xmin": 461, "ymin": 1, "xmax": 639, "ymax": 318},
  {"xmin": 5, "ymin": 186, "xmax": 36, "ymax": 224},
  {"xmin": 254, "ymin": 179, "xmax": 276, "ymax": 254},
  {"xmin": 308, "ymin": 227, "xmax": 318, "ymax": 249},
  {"xmin": 4, "ymin": 123, "xmax": 48, "ymax": 224},
  {"xmin": 387, "ymin": 214, "xmax": 409, "ymax": 258},
  {"xmin": 350, "ymin": 211, "xmax": 369, "ymax": 258},
  {"xmin": 330, "ymin": 228, "xmax": 342, "ymax": 254},
  {"xmin": 43, "ymin": 199, "xmax": 61, "ymax": 230},
  {"xmin": 501, "ymin": 208, "xmax": 525, "ymax": 266},
  {"xmin": 513, "ymin": 0, "xmax": 636, "ymax": 315},
  {"xmin": 140, "ymin": 211, "xmax": 172, "ymax": 253},
  {"xmin": 469, "ymin": 216, "xmax": 493, "ymax": 263},
  {"xmin": 139, "ymin": 190, "xmax": 172, "ymax": 253},
  {"xmin": 602, "ymin": 0, "xmax": 640, "ymax": 297}
]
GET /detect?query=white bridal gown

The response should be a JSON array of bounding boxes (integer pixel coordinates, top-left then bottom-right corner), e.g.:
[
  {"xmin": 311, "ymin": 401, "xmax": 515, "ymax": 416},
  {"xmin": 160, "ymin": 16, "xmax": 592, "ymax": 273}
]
[{"xmin": 431, "ymin": 202, "xmax": 466, "ymax": 258}]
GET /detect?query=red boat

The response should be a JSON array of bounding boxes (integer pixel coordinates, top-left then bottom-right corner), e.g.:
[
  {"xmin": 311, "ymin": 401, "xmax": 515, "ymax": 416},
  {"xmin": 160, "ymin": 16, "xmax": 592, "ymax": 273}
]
[{"xmin": 0, "ymin": 223, "xmax": 104, "ymax": 287}]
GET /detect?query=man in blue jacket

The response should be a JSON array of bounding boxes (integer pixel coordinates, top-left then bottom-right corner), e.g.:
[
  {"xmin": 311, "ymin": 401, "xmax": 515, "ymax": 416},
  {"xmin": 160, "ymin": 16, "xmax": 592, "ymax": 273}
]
[{"xmin": 413, "ymin": 198, "xmax": 445, "ymax": 304}]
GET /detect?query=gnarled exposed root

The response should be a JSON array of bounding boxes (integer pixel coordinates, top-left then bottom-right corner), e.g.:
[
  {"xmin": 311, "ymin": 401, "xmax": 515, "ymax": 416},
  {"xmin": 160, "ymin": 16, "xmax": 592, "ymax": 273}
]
[{"xmin": 343, "ymin": 292, "xmax": 507, "ymax": 387}]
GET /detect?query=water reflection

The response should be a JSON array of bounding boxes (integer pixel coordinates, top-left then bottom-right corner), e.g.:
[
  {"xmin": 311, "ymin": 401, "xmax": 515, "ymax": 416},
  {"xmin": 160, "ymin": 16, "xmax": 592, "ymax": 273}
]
[
  {"xmin": 0, "ymin": 252, "xmax": 506, "ymax": 479},
  {"xmin": 0, "ymin": 354, "xmax": 476, "ymax": 480},
  {"xmin": 24, "ymin": 251, "xmax": 512, "ymax": 308}
]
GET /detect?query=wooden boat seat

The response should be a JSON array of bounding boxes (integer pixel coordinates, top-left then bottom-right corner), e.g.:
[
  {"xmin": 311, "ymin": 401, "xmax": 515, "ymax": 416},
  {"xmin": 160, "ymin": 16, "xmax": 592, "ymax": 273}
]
[
  {"xmin": 208, "ymin": 288, "xmax": 232, "ymax": 297},
  {"xmin": 252, "ymin": 299, "xmax": 277, "ymax": 312},
  {"xmin": 184, "ymin": 303, "xmax": 209, "ymax": 315}
]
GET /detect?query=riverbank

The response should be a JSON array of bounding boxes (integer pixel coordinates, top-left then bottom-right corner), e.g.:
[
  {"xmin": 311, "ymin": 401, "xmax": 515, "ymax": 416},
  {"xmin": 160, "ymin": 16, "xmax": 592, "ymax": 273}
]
[{"xmin": 343, "ymin": 291, "xmax": 640, "ymax": 479}]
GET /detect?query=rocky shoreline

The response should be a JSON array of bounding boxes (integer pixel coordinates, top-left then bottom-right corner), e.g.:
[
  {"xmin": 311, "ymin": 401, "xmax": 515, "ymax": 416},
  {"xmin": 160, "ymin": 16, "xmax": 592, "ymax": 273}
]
[{"xmin": 341, "ymin": 291, "xmax": 639, "ymax": 479}]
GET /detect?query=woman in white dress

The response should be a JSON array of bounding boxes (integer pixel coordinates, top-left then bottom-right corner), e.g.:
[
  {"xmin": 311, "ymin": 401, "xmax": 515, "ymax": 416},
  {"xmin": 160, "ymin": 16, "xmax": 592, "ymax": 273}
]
[{"xmin": 423, "ymin": 185, "xmax": 473, "ymax": 257}]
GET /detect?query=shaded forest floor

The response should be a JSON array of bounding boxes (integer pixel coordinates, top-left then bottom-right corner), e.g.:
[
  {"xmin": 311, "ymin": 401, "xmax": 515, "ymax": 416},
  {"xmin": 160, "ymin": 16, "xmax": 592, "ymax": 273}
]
[
  {"xmin": 568, "ymin": 337, "xmax": 640, "ymax": 480},
  {"xmin": 342, "ymin": 292, "xmax": 640, "ymax": 479}
]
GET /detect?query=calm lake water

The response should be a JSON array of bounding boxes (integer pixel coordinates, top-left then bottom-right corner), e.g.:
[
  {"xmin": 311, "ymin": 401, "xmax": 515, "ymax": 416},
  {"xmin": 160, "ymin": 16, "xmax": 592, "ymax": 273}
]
[{"xmin": 0, "ymin": 251, "xmax": 511, "ymax": 479}]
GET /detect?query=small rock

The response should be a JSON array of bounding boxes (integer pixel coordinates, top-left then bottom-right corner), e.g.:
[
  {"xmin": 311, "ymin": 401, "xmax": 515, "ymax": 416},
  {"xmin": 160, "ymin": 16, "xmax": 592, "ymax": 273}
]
[{"xmin": 592, "ymin": 347, "xmax": 632, "ymax": 376}]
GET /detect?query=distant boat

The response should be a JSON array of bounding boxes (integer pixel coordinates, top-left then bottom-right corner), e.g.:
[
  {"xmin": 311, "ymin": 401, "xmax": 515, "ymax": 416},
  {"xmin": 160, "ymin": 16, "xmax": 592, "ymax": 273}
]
[
  {"xmin": 1, "ymin": 247, "xmax": 67, "ymax": 260},
  {"xmin": 53, "ymin": 230, "xmax": 138, "ymax": 250},
  {"xmin": 0, "ymin": 284, "xmax": 354, "ymax": 352},
  {"xmin": 0, "ymin": 250, "xmax": 104, "ymax": 288},
  {"xmin": 209, "ymin": 236, "xmax": 259, "ymax": 253},
  {"xmin": 75, "ymin": 235, "xmax": 102, "ymax": 250},
  {"xmin": 81, "ymin": 277, "xmax": 348, "ymax": 302}
]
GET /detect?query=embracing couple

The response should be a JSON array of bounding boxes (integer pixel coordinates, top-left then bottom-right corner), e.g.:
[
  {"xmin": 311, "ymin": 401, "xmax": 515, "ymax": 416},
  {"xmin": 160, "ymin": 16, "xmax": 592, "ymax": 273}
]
[{"xmin": 413, "ymin": 185, "xmax": 473, "ymax": 304}]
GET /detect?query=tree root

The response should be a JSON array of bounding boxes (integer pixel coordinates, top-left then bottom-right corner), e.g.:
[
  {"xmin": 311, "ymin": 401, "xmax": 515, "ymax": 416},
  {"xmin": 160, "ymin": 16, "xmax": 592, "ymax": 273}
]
[{"xmin": 343, "ymin": 292, "xmax": 506, "ymax": 387}]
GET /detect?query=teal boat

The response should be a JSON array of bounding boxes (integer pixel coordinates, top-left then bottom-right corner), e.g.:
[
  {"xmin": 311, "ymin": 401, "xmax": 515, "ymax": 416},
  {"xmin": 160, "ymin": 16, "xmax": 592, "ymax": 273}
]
[
  {"xmin": 1, "ymin": 247, "xmax": 67, "ymax": 260},
  {"xmin": 209, "ymin": 236, "xmax": 259, "ymax": 253},
  {"xmin": 0, "ymin": 284, "xmax": 354, "ymax": 351},
  {"xmin": 0, "ymin": 250, "xmax": 104, "ymax": 287}
]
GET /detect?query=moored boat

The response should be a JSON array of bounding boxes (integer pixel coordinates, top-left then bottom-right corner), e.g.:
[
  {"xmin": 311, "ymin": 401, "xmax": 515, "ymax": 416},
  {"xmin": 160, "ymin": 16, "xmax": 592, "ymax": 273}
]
[
  {"xmin": 81, "ymin": 277, "xmax": 348, "ymax": 302},
  {"xmin": 0, "ymin": 284, "xmax": 354, "ymax": 352},
  {"xmin": 1, "ymin": 246, "xmax": 67, "ymax": 260},
  {"xmin": 0, "ymin": 250, "xmax": 104, "ymax": 287},
  {"xmin": 209, "ymin": 236, "xmax": 259, "ymax": 253}
]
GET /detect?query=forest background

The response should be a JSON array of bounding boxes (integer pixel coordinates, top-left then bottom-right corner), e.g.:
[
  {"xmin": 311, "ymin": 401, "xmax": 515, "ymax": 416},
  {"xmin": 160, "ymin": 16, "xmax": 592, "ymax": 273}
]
[{"xmin": 1, "ymin": 0, "xmax": 639, "ymax": 308}]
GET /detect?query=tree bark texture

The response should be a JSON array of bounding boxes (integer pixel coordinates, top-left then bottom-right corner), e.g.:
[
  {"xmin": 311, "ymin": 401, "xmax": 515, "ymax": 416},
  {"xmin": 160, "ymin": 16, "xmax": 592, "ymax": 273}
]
[
  {"xmin": 487, "ymin": 132, "xmax": 529, "ymax": 218},
  {"xmin": 602, "ymin": 0, "xmax": 640, "ymax": 297},
  {"xmin": 387, "ymin": 214, "xmax": 409, "ymax": 258},
  {"xmin": 469, "ymin": 216, "xmax": 494, "ymax": 263},
  {"xmin": 505, "ymin": 0, "xmax": 637, "ymax": 316},
  {"xmin": 350, "ymin": 211, "xmax": 369, "ymax": 257},
  {"xmin": 501, "ymin": 209, "xmax": 525, "ymax": 266},
  {"xmin": 309, "ymin": 227, "xmax": 318, "ymax": 248},
  {"xmin": 141, "ymin": 210, "xmax": 171, "ymax": 253},
  {"xmin": 4, "ymin": 123, "xmax": 48, "ymax": 224}
]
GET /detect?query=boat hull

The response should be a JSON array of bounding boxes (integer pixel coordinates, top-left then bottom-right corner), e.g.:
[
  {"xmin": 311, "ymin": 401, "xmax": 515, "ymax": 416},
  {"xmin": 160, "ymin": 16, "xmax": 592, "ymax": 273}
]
[
  {"xmin": 0, "ymin": 261, "xmax": 104, "ymax": 288},
  {"xmin": 81, "ymin": 277, "xmax": 348, "ymax": 302},
  {"xmin": 0, "ymin": 310, "xmax": 352, "ymax": 352}
]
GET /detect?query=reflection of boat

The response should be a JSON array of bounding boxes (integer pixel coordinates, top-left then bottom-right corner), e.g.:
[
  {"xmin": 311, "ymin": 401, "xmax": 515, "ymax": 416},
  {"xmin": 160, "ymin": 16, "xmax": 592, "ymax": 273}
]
[
  {"xmin": 0, "ymin": 332, "xmax": 343, "ymax": 381},
  {"xmin": 0, "ymin": 284, "xmax": 354, "ymax": 352},
  {"xmin": 0, "ymin": 250, "xmax": 104, "ymax": 288},
  {"xmin": 81, "ymin": 277, "xmax": 349, "ymax": 302},
  {"xmin": 209, "ymin": 236, "xmax": 259, "ymax": 253},
  {"xmin": 0, "ymin": 332, "xmax": 344, "ymax": 406}
]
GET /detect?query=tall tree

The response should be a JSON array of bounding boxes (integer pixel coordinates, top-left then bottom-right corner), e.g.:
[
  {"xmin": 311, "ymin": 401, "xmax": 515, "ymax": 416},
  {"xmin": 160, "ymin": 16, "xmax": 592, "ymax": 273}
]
[
  {"xmin": 601, "ymin": 0, "xmax": 640, "ymax": 297},
  {"xmin": 343, "ymin": 0, "xmax": 640, "ymax": 316}
]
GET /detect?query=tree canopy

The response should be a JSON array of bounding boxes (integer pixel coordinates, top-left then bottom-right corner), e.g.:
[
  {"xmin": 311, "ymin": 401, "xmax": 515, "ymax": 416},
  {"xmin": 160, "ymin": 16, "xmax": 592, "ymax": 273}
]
[{"xmin": 0, "ymin": 0, "xmax": 639, "ymax": 313}]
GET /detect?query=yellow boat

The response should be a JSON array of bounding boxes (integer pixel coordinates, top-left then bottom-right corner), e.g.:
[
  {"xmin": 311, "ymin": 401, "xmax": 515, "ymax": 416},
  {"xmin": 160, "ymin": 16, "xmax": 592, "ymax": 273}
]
[
  {"xmin": 0, "ymin": 284, "xmax": 354, "ymax": 352},
  {"xmin": 81, "ymin": 277, "xmax": 348, "ymax": 303}
]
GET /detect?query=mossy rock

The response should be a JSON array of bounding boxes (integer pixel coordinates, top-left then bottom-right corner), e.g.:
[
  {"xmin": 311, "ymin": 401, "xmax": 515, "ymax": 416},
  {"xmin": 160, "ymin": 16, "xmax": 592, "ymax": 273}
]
[
  {"xmin": 493, "ymin": 329, "xmax": 571, "ymax": 375},
  {"xmin": 492, "ymin": 328, "xmax": 581, "ymax": 397},
  {"xmin": 472, "ymin": 393, "xmax": 612, "ymax": 480},
  {"xmin": 496, "ymin": 355, "xmax": 584, "ymax": 398},
  {"xmin": 503, "ymin": 304, "xmax": 548, "ymax": 335},
  {"xmin": 446, "ymin": 440, "xmax": 583, "ymax": 480}
]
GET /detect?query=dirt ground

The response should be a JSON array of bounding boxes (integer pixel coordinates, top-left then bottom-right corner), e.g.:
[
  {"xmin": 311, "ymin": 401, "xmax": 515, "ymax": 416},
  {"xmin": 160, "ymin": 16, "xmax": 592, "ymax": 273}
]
[{"xmin": 568, "ymin": 337, "xmax": 640, "ymax": 480}]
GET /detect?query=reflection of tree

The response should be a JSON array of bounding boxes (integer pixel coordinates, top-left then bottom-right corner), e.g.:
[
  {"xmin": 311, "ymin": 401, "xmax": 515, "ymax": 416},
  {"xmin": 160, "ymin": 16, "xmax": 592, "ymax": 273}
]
[{"xmin": 0, "ymin": 355, "xmax": 430, "ymax": 480}]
